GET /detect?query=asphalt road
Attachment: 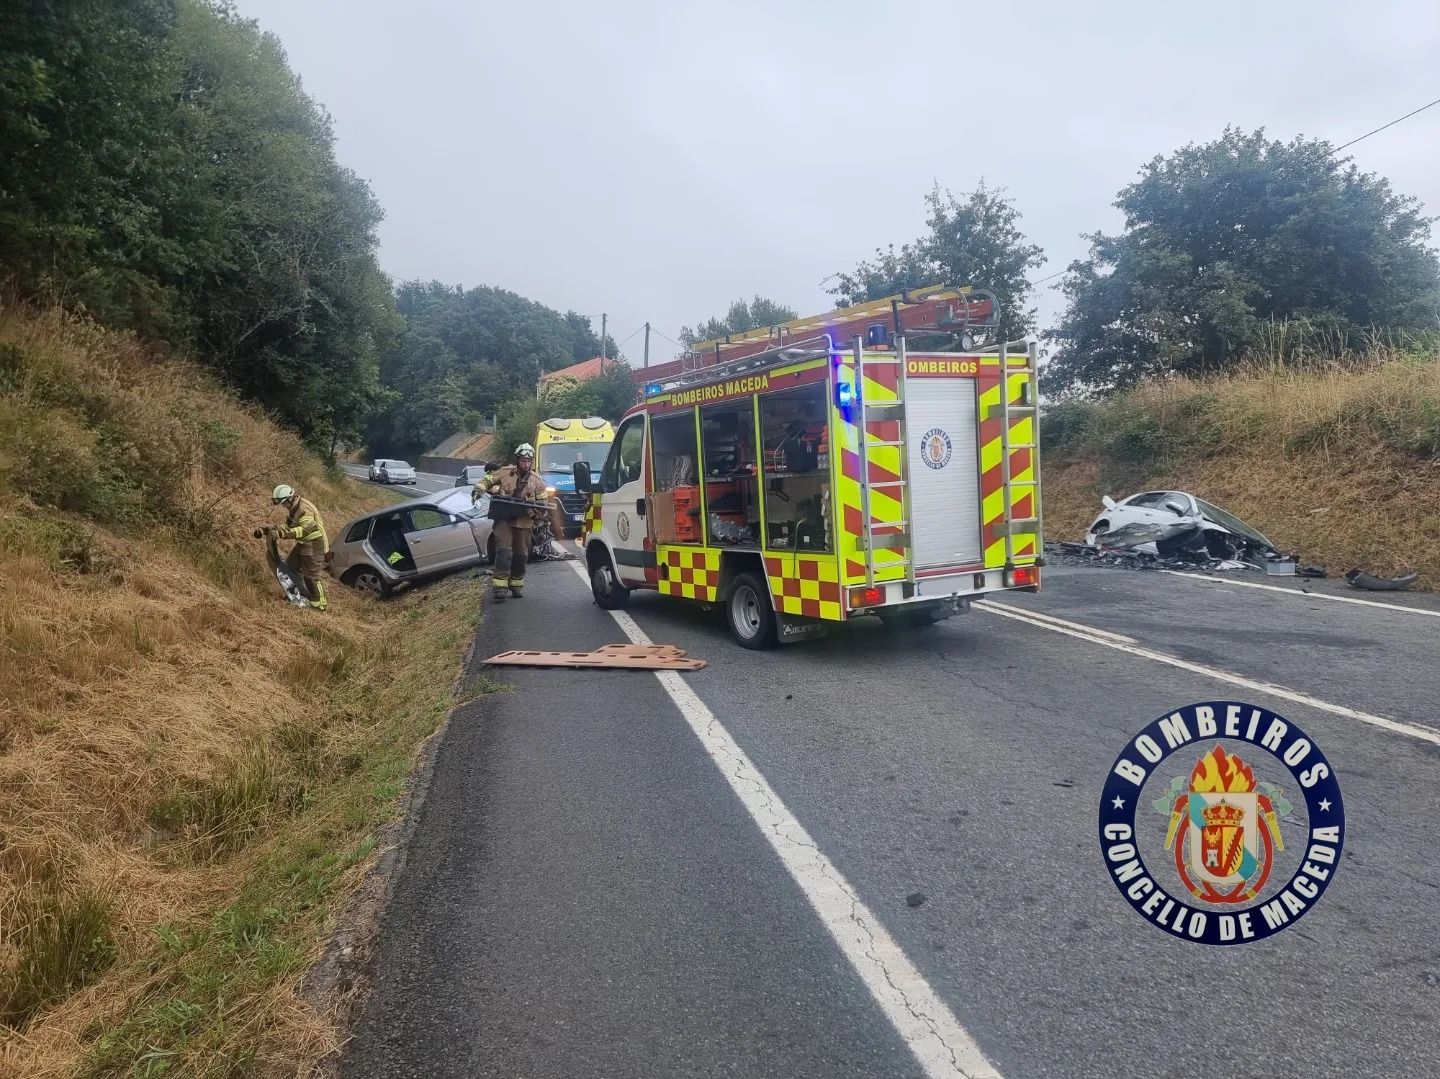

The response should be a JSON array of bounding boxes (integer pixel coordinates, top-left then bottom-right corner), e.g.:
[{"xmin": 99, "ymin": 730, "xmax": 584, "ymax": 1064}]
[
  {"xmin": 343, "ymin": 463, "xmax": 459, "ymax": 496},
  {"xmin": 342, "ymin": 559, "xmax": 1440, "ymax": 1079}
]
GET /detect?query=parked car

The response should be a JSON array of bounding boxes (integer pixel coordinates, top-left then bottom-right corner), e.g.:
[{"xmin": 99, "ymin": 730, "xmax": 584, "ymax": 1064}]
[
  {"xmin": 368, "ymin": 458, "xmax": 417, "ymax": 485},
  {"xmin": 453, "ymin": 464, "xmax": 491, "ymax": 488},
  {"xmin": 1085, "ymin": 490, "xmax": 1277, "ymax": 559},
  {"xmin": 332, "ymin": 488, "xmax": 494, "ymax": 597}
]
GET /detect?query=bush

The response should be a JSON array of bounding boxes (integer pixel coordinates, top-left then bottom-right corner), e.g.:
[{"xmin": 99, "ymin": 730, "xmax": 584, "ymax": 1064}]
[{"xmin": 0, "ymin": 881, "xmax": 116, "ymax": 1028}]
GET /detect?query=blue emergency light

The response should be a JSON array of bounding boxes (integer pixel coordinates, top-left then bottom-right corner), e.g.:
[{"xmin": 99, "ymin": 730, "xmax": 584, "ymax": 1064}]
[{"xmin": 643, "ymin": 382, "xmax": 662, "ymax": 396}]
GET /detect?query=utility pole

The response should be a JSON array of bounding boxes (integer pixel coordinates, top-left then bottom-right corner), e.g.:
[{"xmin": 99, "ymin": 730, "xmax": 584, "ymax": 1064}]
[
  {"xmin": 643, "ymin": 322, "xmax": 650, "ymax": 368},
  {"xmin": 600, "ymin": 313, "xmax": 607, "ymax": 369}
]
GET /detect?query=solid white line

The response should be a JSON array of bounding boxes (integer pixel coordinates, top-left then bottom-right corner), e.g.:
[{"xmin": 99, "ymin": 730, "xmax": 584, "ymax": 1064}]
[
  {"xmin": 566, "ymin": 561, "xmax": 1000, "ymax": 1079},
  {"xmin": 1160, "ymin": 570, "xmax": 1440, "ymax": 618},
  {"xmin": 976, "ymin": 601, "xmax": 1440, "ymax": 747},
  {"xmin": 972, "ymin": 600, "xmax": 1136, "ymax": 644}
]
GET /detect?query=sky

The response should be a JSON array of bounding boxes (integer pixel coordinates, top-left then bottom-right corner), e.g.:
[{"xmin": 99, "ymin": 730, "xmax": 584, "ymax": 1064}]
[{"xmin": 234, "ymin": 0, "xmax": 1440, "ymax": 367}]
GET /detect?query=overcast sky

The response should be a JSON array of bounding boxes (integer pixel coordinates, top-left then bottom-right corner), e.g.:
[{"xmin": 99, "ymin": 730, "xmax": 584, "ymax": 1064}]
[{"xmin": 235, "ymin": 0, "xmax": 1440, "ymax": 366}]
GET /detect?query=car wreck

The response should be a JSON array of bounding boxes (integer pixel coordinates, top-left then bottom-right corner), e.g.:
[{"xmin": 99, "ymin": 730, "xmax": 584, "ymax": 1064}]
[{"xmin": 1083, "ymin": 490, "xmax": 1284, "ymax": 567}]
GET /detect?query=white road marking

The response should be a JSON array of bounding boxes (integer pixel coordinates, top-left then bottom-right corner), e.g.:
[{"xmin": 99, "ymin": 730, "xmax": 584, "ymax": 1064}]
[
  {"xmin": 973, "ymin": 601, "xmax": 1136, "ymax": 644},
  {"xmin": 566, "ymin": 561, "xmax": 1001, "ymax": 1079},
  {"xmin": 1160, "ymin": 570, "xmax": 1440, "ymax": 618},
  {"xmin": 977, "ymin": 599, "xmax": 1440, "ymax": 747}
]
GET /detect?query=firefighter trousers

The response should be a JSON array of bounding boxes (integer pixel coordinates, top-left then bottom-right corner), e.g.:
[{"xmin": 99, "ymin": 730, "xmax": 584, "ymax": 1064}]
[
  {"xmin": 303, "ymin": 576, "xmax": 328, "ymax": 610},
  {"xmin": 492, "ymin": 520, "xmax": 533, "ymax": 593}
]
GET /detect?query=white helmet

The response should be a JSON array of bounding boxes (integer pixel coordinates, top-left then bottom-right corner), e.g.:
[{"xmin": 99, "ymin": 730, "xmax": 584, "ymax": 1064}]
[
  {"xmin": 272, "ymin": 484, "xmax": 295, "ymax": 503},
  {"xmin": 514, "ymin": 443, "xmax": 535, "ymax": 459}
]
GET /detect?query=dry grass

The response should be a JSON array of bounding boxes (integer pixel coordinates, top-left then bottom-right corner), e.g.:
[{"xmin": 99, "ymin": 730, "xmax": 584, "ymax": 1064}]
[
  {"xmin": 0, "ymin": 307, "xmax": 484, "ymax": 1076},
  {"xmin": 1042, "ymin": 348, "xmax": 1440, "ymax": 583}
]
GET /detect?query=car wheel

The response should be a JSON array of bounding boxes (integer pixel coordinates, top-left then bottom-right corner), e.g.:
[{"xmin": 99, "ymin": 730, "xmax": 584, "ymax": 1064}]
[
  {"xmin": 727, "ymin": 572, "xmax": 777, "ymax": 649},
  {"xmin": 590, "ymin": 559, "xmax": 630, "ymax": 610},
  {"xmin": 345, "ymin": 566, "xmax": 390, "ymax": 599}
]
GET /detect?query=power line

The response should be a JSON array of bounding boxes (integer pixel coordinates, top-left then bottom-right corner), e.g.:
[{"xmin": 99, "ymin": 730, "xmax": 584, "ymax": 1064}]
[
  {"xmin": 1332, "ymin": 95, "xmax": 1440, "ymax": 154},
  {"xmin": 648, "ymin": 326, "xmax": 687, "ymax": 351},
  {"xmin": 1026, "ymin": 269, "xmax": 1066, "ymax": 288}
]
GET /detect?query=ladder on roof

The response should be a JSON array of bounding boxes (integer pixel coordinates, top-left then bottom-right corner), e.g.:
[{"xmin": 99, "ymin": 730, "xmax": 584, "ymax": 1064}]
[
  {"xmin": 853, "ymin": 335, "xmax": 916, "ymax": 589},
  {"xmin": 994, "ymin": 339, "xmax": 1042, "ymax": 567}
]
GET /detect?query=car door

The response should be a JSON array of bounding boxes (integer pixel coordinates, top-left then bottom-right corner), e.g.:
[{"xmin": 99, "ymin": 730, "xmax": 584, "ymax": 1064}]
[
  {"xmin": 403, "ymin": 505, "xmax": 478, "ymax": 572},
  {"xmin": 599, "ymin": 414, "xmax": 650, "ymax": 586}
]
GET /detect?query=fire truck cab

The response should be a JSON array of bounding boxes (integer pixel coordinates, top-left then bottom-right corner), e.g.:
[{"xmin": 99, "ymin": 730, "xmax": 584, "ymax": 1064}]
[{"xmin": 573, "ymin": 288, "xmax": 1041, "ymax": 648}]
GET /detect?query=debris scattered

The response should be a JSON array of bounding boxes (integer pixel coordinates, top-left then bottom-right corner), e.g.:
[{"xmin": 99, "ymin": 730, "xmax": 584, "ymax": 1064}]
[
  {"xmin": 1068, "ymin": 489, "xmax": 1308, "ymax": 575},
  {"xmin": 485, "ymin": 644, "xmax": 706, "ymax": 670},
  {"xmin": 1344, "ymin": 569, "xmax": 1418, "ymax": 592}
]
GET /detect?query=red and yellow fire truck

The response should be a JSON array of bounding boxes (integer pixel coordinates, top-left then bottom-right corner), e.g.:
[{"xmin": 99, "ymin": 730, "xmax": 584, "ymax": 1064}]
[{"xmin": 572, "ymin": 287, "xmax": 1041, "ymax": 647}]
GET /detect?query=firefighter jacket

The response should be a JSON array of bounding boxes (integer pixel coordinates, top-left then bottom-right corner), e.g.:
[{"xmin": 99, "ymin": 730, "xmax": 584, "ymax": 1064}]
[
  {"xmin": 489, "ymin": 465, "xmax": 547, "ymax": 525},
  {"xmin": 276, "ymin": 496, "xmax": 329, "ymax": 576}
]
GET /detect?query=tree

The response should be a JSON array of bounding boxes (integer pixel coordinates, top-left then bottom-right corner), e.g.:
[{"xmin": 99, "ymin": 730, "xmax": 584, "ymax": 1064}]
[
  {"xmin": 828, "ymin": 183, "xmax": 1045, "ymax": 343},
  {"xmin": 1044, "ymin": 128, "xmax": 1440, "ymax": 396},
  {"xmin": 367, "ymin": 282, "xmax": 630, "ymax": 457},
  {"xmin": 679, "ymin": 295, "xmax": 798, "ymax": 347},
  {"xmin": 494, "ymin": 361, "xmax": 638, "ymax": 463}
]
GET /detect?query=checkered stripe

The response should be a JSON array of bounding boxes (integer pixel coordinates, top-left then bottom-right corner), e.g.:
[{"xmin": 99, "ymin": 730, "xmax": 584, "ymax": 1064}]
[
  {"xmin": 764, "ymin": 555, "xmax": 844, "ymax": 622},
  {"xmin": 582, "ymin": 494, "xmax": 601, "ymax": 538},
  {"xmin": 657, "ymin": 546, "xmax": 721, "ymax": 601}
]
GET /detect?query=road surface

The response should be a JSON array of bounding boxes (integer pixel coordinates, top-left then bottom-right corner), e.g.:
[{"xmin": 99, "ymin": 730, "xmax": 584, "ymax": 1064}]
[
  {"xmin": 343, "ymin": 463, "xmax": 458, "ymax": 496},
  {"xmin": 341, "ymin": 559, "xmax": 1440, "ymax": 1079}
]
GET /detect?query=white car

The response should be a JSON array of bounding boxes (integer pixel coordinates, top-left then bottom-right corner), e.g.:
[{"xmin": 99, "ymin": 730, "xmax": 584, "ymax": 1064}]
[
  {"xmin": 369, "ymin": 458, "xmax": 417, "ymax": 485},
  {"xmin": 1085, "ymin": 490, "xmax": 1276, "ymax": 556}
]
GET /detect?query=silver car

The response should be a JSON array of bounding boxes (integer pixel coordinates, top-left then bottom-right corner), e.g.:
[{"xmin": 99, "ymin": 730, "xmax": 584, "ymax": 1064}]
[
  {"xmin": 368, "ymin": 458, "xmax": 417, "ymax": 485},
  {"xmin": 332, "ymin": 488, "xmax": 494, "ymax": 597}
]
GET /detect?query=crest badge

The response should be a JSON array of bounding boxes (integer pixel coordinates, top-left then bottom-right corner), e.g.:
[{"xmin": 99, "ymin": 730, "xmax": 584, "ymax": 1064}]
[
  {"xmin": 1099, "ymin": 701, "xmax": 1344, "ymax": 945},
  {"xmin": 919, "ymin": 428, "xmax": 952, "ymax": 469}
]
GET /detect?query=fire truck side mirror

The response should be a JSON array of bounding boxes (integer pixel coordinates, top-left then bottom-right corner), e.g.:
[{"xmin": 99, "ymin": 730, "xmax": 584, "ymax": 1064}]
[{"xmin": 572, "ymin": 461, "xmax": 593, "ymax": 493}]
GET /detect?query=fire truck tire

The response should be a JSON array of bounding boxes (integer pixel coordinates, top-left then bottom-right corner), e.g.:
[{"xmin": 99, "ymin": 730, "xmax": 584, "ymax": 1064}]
[
  {"xmin": 590, "ymin": 559, "xmax": 630, "ymax": 610},
  {"xmin": 726, "ymin": 572, "xmax": 777, "ymax": 649}
]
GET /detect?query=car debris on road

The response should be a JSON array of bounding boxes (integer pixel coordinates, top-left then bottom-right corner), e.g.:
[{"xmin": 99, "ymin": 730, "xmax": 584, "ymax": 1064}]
[
  {"xmin": 1345, "ymin": 568, "xmax": 1419, "ymax": 591},
  {"xmin": 1065, "ymin": 489, "xmax": 1319, "ymax": 576}
]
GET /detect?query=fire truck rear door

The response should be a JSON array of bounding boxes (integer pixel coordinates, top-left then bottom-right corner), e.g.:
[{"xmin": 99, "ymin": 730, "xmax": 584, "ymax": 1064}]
[{"xmin": 904, "ymin": 374, "xmax": 984, "ymax": 569}]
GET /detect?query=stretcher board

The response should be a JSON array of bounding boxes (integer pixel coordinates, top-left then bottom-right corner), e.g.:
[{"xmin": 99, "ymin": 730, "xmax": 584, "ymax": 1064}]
[{"xmin": 484, "ymin": 646, "xmax": 705, "ymax": 670}]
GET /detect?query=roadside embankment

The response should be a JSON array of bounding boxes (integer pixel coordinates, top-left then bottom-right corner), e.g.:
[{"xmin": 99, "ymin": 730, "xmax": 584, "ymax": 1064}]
[
  {"xmin": 0, "ymin": 308, "xmax": 484, "ymax": 1076},
  {"xmin": 1041, "ymin": 352, "xmax": 1440, "ymax": 586}
]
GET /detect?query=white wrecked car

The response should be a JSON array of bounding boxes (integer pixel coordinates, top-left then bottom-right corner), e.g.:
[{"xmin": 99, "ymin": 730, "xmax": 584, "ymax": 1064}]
[{"xmin": 1085, "ymin": 491, "xmax": 1277, "ymax": 560}]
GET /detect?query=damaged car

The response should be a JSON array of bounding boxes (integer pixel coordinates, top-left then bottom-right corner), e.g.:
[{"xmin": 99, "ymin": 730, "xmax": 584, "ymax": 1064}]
[{"xmin": 1085, "ymin": 491, "xmax": 1279, "ymax": 563}]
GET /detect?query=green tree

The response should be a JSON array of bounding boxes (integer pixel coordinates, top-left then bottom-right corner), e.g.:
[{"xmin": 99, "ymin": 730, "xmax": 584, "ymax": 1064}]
[
  {"xmin": 828, "ymin": 183, "xmax": 1045, "ymax": 343},
  {"xmin": 1044, "ymin": 128, "xmax": 1440, "ymax": 395},
  {"xmin": 679, "ymin": 295, "xmax": 798, "ymax": 347}
]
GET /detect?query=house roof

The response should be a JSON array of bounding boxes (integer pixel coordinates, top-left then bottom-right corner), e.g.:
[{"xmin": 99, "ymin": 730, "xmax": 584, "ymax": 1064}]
[{"xmin": 539, "ymin": 356, "xmax": 608, "ymax": 386}]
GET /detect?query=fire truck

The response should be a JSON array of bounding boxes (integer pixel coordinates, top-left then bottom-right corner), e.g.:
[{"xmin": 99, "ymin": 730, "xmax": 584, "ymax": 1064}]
[{"xmin": 571, "ymin": 286, "xmax": 1041, "ymax": 648}]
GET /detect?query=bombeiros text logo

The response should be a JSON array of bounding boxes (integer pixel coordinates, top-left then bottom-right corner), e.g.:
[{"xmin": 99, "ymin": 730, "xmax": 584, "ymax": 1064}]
[
  {"xmin": 1099, "ymin": 701, "xmax": 1344, "ymax": 945},
  {"xmin": 919, "ymin": 428, "xmax": 952, "ymax": 469}
]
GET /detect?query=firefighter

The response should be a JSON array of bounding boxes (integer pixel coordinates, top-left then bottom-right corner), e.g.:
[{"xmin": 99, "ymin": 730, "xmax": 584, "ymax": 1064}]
[
  {"xmin": 487, "ymin": 444, "xmax": 547, "ymax": 600},
  {"xmin": 263, "ymin": 484, "xmax": 330, "ymax": 610},
  {"xmin": 470, "ymin": 460, "xmax": 498, "ymax": 506}
]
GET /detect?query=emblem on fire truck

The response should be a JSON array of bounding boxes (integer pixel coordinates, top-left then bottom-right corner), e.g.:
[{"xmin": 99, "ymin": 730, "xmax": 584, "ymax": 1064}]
[
  {"xmin": 1098, "ymin": 701, "xmax": 1344, "ymax": 945},
  {"xmin": 616, "ymin": 511, "xmax": 630, "ymax": 541},
  {"xmin": 919, "ymin": 428, "xmax": 952, "ymax": 469}
]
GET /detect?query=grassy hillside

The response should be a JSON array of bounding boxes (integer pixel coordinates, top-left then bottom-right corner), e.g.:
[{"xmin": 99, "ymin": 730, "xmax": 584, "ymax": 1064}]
[
  {"xmin": 1041, "ymin": 349, "xmax": 1440, "ymax": 585},
  {"xmin": 0, "ymin": 308, "xmax": 483, "ymax": 1076}
]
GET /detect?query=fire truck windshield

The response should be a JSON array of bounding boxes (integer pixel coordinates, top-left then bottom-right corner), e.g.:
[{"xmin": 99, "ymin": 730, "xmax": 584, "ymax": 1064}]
[{"xmin": 539, "ymin": 441, "xmax": 609, "ymax": 473}]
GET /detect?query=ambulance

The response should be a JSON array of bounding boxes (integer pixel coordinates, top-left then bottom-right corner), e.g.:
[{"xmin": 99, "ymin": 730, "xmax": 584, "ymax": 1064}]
[
  {"xmin": 534, "ymin": 416, "xmax": 615, "ymax": 537},
  {"xmin": 572, "ymin": 288, "xmax": 1041, "ymax": 648}
]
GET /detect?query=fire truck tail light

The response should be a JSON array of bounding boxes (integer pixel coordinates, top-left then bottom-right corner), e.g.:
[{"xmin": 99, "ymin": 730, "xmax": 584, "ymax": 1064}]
[
  {"xmin": 849, "ymin": 586, "xmax": 884, "ymax": 608},
  {"xmin": 1009, "ymin": 566, "xmax": 1038, "ymax": 588}
]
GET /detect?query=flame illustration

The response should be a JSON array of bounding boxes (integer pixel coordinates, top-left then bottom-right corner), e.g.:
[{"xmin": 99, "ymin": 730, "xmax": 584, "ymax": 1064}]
[{"xmin": 1188, "ymin": 744, "xmax": 1255, "ymax": 793}]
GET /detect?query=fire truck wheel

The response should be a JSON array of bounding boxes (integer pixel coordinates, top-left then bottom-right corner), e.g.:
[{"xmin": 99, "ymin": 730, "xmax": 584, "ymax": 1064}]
[
  {"xmin": 727, "ymin": 572, "xmax": 777, "ymax": 649},
  {"xmin": 590, "ymin": 559, "xmax": 630, "ymax": 610}
]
